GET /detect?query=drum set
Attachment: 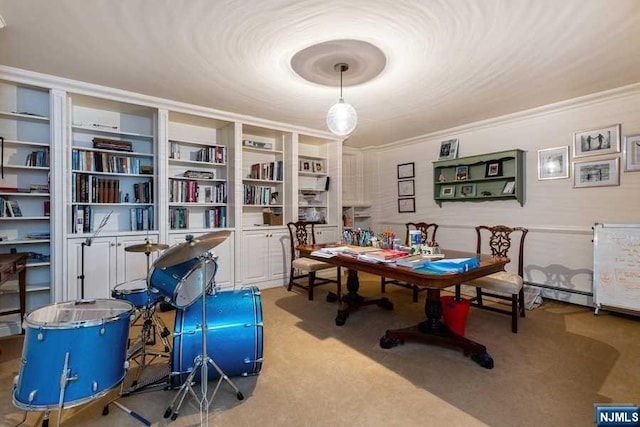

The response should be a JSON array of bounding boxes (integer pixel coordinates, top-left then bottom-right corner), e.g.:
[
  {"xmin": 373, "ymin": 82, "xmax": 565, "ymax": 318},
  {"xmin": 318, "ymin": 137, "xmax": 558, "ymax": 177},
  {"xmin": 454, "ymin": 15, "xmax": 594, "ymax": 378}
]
[{"xmin": 12, "ymin": 231, "xmax": 264, "ymax": 426}]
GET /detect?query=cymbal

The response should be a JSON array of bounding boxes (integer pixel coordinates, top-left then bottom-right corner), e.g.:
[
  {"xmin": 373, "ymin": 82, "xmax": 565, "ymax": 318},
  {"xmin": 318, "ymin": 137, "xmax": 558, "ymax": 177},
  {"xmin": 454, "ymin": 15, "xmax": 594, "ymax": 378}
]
[
  {"xmin": 125, "ymin": 242, "xmax": 170, "ymax": 253},
  {"xmin": 153, "ymin": 231, "xmax": 231, "ymax": 268}
]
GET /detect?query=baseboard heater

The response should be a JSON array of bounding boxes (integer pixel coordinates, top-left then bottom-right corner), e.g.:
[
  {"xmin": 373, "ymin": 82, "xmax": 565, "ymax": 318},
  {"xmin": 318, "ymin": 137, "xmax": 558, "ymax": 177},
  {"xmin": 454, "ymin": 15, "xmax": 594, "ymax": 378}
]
[{"xmin": 524, "ymin": 281, "xmax": 592, "ymax": 297}]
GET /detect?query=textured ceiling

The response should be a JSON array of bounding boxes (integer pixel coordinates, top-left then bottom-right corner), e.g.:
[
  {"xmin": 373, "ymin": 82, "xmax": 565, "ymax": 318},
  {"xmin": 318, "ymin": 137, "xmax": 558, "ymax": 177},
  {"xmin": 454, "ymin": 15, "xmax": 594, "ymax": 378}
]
[{"xmin": 0, "ymin": 0, "xmax": 639, "ymax": 148}]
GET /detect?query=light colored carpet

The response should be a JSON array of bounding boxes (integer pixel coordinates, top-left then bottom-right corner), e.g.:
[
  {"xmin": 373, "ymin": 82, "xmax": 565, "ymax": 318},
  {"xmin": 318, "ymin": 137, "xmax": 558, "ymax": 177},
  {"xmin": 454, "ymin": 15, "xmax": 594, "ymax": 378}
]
[{"xmin": 0, "ymin": 274, "xmax": 639, "ymax": 427}]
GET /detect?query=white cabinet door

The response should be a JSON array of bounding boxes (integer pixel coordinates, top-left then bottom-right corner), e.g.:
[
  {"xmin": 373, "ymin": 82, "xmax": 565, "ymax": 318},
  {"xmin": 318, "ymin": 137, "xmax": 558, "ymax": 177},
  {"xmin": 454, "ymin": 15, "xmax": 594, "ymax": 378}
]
[
  {"xmin": 116, "ymin": 235, "xmax": 160, "ymax": 285},
  {"xmin": 68, "ymin": 237, "xmax": 117, "ymax": 300},
  {"xmin": 269, "ymin": 229, "xmax": 290, "ymax": 281},
  {"xmin": 314, "ymin": 226, "xmax": 339, "ymax": 244},
  {"xmin": 241, "ymin": 230, "xmax": 271, "ymax": 284}
]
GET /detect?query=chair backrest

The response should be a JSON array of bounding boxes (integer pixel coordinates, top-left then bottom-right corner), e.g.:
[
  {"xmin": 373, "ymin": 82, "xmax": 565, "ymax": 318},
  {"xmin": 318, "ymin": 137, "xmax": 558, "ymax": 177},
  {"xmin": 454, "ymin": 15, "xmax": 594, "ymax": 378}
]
[
  {"xmin": 287, "ymin": 221, "xmax": 316, "ymax": 260},
  {"xmin": 475, "ymin": 225, "xmax": 528, "ymax": 276},
  {"xmin": 405, "ymin": 222, "xmax": 439, "ymax": 245}
]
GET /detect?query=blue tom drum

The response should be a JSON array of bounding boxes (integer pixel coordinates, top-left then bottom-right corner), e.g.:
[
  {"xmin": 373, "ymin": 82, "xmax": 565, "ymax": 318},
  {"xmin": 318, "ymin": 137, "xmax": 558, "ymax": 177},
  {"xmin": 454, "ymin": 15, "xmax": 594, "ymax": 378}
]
[
  {"xmin": 112, "ymin": 278, "xmax": 160, "ymax": 309},
  {"xmin": 149, "ymin": 257, "xmax": 216, "ymax": 308}
]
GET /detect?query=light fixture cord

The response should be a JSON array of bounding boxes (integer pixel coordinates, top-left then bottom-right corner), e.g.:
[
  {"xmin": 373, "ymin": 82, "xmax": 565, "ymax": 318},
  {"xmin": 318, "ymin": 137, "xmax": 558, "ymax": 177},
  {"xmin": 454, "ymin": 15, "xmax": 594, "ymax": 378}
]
[{"xmin": 340, "ymin": 68, "xmax": 343, "ymax": 99}]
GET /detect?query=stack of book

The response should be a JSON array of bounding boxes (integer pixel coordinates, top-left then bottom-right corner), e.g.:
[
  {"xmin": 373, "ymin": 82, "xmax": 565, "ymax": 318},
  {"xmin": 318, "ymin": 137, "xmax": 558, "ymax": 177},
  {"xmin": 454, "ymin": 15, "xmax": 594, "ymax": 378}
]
[{"xmin": 92, "ymin": 137, "xmax": 133, "ymax": 152}]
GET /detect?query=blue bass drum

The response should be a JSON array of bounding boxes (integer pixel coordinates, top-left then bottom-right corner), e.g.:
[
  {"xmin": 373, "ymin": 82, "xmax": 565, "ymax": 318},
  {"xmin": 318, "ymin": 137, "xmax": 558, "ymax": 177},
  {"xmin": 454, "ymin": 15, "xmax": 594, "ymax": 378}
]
[
  {"xmin": 171, "ymin": 287, "xmax": 263, "ymax": 386},
  {"xmin": 13, "ymin": 299, "xmax": 133, "ymax": 410}
]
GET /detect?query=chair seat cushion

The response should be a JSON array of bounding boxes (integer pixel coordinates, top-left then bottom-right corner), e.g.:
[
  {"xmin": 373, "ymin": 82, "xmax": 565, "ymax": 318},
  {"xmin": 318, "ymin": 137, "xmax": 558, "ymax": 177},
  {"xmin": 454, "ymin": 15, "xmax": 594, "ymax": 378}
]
[
  {"xmin": 463, "ymin": 271, "xmax": 523, "ymax": 294},
  {"xmin": 292, "ymin": 257, "xmax": 335, "ymax": 272}
]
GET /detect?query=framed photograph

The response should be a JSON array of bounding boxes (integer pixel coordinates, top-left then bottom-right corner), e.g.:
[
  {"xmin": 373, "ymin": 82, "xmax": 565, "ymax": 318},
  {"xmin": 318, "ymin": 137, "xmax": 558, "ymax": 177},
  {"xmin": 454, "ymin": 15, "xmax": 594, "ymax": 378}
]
[
  {"xmin": 312, "ymin": 161, "xmax": 324, "ymax": 173},
  {"xmin": 459, "ymin": 183, "xmax": 476, "ymax": 197},
  {"xmin": 440, "ymin": 185, "xmax": 455, "ymax": 197},
  {"xmin": 624, "ymin": 134, "xmax": 640, "ymax": 171},
  {"xmin": 484, "ymin": 160, "xmax": 503, "ymax": 178},
  {"xmin": 573, "ymin": 157, "xmax": 620, "ymax": 188},
  {"xmin": 503, "ymin": 181, "xmax": 516, "ymax": 194},
  {"xmin": 538, "ymin": 146, "xmax": 569, "ymax": 180},
  {"xmin": 454, "ymin": 165, "xmax": 468, "ymax": 181},
  {"xmin": 398, "ymin": 197, "xmax": 415, "ymax": 213},
  {"xmin": 397, "ymin": 162, "xmax": 415, "ymax": 179},
  {"xmin": 438, "ymin": 138, "xmax": 459, "ymax": 161},
  {"xmin": 397, "ymin": 179, "xmax": 415, "ymax": 197},
  {"xmin": 573, "ymin": 124, "xmax": 620, "ymax": 158}
]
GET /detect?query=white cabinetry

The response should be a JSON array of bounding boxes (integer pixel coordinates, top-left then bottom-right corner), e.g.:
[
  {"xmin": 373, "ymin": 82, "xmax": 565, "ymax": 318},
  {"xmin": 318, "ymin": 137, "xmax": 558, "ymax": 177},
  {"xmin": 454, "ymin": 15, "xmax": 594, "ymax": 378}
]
[
  {"xmin": 0, "ymin": 80, "xmax": 52, "ymax": 315},
  {"xmin": 314, "ymin": 225, "xmax": 339, "ymax": 244},
  {"xmin": 342, "ymin": 204, "xmax": 372, "ymax": 230},
  {"xmin": 67, "ymin": 234, "xmax": 160, "ymax": 300},
  {"xmin": 241, "ymin": 229, "xmax": 289, "ymax": 286}
]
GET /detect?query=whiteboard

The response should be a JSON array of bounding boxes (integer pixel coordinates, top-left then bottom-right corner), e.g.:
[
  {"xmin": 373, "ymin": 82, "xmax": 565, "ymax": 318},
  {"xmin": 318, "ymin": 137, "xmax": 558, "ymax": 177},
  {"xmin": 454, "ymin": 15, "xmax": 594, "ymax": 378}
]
[{"xmin": 593, "ymin": 223, "xmax": 640, "ymax": 315}]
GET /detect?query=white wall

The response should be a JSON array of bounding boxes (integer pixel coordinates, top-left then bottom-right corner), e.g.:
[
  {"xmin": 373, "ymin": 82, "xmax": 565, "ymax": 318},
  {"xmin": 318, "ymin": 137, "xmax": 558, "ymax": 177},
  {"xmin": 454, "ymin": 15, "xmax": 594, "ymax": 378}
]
[{"xmin": 364, "ymin": 85, "xmax": 640, "ymax": 306}]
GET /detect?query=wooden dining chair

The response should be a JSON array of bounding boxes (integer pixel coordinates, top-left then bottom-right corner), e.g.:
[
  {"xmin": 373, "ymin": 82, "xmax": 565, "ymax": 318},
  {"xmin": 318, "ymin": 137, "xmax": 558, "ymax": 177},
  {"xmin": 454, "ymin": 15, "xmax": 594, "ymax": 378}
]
[
  {"xmin": 381, "ymin": 222, "xmax": 439, "ymax": 302},
  {"xmin": 457, "ymin": 225, "xmax": 528, "ymax": 333},
  {"xmin": 287, "ymin": 221, "xmax": 341, "ymax": 301}
]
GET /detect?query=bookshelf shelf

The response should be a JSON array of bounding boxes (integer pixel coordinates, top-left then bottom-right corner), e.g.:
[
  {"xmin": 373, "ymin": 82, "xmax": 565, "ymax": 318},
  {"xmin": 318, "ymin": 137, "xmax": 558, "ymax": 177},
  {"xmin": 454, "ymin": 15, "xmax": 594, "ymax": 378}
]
[
  {"xmin": 0, "ymin": 110, "xmax": 50, "ymax": 122},
  {"xmin": 71, "ymin": 125, "xmax": 153, "ymax": 140}
]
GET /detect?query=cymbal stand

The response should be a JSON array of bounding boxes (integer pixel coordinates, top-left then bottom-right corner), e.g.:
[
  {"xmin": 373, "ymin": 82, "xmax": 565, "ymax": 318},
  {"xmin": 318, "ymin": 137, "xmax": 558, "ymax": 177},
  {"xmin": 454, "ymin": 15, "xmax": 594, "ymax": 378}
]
[{"xmin": 164, "ymin": 252, "xmax": 244, "ymax": 424}]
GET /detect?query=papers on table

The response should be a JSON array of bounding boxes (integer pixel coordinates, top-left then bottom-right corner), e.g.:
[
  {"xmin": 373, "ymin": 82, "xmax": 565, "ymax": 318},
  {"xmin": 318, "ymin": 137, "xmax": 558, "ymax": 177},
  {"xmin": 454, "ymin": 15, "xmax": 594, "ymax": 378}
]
[{"xmin": 415, "ymin": 257, "xmax": 480, "ymax": 274}]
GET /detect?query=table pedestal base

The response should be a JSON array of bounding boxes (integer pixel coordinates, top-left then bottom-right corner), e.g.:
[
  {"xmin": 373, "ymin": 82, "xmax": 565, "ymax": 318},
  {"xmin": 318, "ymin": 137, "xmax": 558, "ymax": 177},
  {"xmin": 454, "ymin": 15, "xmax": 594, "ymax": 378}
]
[
  {"xmin": 379, "ymin": 288, "xmax": 494, "ymax": 369},
  {"xmin": 336, "ymin": 269, "xmax": 393, "ymax": 326}
]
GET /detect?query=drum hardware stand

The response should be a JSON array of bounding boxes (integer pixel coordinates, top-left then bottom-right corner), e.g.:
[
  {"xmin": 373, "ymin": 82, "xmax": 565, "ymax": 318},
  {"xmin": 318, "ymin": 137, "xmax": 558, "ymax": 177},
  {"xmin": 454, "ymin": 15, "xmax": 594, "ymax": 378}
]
[
  {"xmin": 164, "ymin": 251, "xmax": 244, "ymax": 424},
  {"xmin": 77, "ymin": 211, "xmax": 112, "ymax": 299}
]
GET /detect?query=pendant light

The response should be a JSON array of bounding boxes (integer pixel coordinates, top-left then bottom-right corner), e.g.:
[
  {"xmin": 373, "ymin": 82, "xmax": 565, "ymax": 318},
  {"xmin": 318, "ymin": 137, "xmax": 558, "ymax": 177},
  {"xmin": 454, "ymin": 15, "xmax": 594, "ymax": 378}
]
[{"xmin": 326, "ymin": 63, "xmax": 357, "ymax": 136}]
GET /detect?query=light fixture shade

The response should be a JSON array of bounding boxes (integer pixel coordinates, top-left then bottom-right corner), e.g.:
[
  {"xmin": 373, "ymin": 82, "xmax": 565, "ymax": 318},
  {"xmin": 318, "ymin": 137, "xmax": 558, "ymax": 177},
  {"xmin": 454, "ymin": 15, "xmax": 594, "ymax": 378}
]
[{"xmin": 326, "ymin": 99, "xmax": 357, "ymax": 136}]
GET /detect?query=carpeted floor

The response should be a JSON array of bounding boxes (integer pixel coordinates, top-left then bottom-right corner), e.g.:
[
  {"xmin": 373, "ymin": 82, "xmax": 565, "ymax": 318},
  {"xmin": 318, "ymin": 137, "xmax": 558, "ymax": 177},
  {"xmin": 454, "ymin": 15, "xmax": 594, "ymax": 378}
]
[{"xmin": 0, "ymin": 274, "xmax": 639, "ymax": 426}]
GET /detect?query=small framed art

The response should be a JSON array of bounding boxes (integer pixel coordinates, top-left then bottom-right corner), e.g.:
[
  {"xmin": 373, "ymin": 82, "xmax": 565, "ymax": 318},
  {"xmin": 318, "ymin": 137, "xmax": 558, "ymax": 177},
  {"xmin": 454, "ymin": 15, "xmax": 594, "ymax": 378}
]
[
  {"xmin": 440, "ymin": 185, "xmax": 455, "ymax": 197},
  {"xmin": 573, "ymin": 157, "xmax": 620, "ymax": 188},
  {"xmin": 538, "ymin": 146, "xmax": 569, "ymax": 180},
  {"xmin": 398, "ymin": 198, "xmax": 415, "ymax": 213},
  {"xmin": 454, "ymin": 165, "xmax": 468, "ymax": 181},
  {"xmin": 438, "ymin": 138, "xmax": 459, "ymax": 161},
  {"xmin": 485, "ymin": 160, "xmax": 503, "ymax": 178},
  {"xmin": 502, "ymin": 181, "xmax": 516, "ymax": 194},
  {"xmin": 398, "ymin": 179, "xmax": 415, "ymax": 197},
  {"xmin": 624, "ymin": 134, "xmax": 640, "ymax": 172},
  {"xmin": 397, "ymin": 162, "xmax": 415, "ymax": 179},
  {"xmin": 573, "ymin": 124, "xmax": 620, "ymax": 158},
  {"xmin": 459, "ymin": 183, "xmax": 476, "ymax": 197}
]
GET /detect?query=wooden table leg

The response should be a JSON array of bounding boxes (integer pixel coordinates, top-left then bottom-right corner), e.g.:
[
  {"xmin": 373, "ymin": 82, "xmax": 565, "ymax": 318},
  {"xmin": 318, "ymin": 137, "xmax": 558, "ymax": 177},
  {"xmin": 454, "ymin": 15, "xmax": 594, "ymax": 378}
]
[
  {"xmin": 379, "ymin": 288, "xmax": 494, "ymax": 369},
  {"xmin": 335, "ymin": 269, "xmax": 393, "ymax": 326}
]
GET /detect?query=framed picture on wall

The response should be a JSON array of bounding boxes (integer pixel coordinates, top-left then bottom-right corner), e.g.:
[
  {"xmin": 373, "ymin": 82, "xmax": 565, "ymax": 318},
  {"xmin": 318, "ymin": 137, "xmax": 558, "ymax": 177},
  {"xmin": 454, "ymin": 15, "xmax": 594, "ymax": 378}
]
[
  {"xmin": 397, "ymin": 162, "xmax": 415, "ymax": 179},
  {"xmin": 538, "ymin": 146, "xmax": 569, "ymax": 180},
  {"xmin": 454, "ymin": 165, "xmax": 468, "ymax": 181},
  {"xmin": 624, "ymin": 134, "xmax": 640, "ymax": 171},
  {"xmin": 573, "ymin": 124, "xmax": 620, "ymax": 158},
  {"xmin": 440, "ymin": 185, "xmax": 455, "ymax": 197},
  {"xmin": 398, "ymin": 198, "xmax": 415, "ymax": 213},
  {"xmin": 573, "ymin": 157, "xmax": 620, "ymax": 188},
  {"xmin": 484, "ymin": 160, "xmax": 503, "ymax": 178},
  {"xmin": 397, "ymin": 179, "xmax": 415, "ymax": 197},
  {"xmin": 459, "ymin": 183, "xmax": 476, "ymax": 197},
  {"xmin": 438, "ymin": 138, "xmax": 459, "ymax": 160}
]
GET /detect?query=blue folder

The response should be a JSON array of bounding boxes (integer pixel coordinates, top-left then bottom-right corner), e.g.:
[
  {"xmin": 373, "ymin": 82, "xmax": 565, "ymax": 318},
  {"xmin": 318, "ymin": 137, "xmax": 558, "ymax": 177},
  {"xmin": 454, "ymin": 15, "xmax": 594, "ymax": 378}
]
[{"xmin": 415, "ymin": 257, "xmax": 480, "ymax": 275}]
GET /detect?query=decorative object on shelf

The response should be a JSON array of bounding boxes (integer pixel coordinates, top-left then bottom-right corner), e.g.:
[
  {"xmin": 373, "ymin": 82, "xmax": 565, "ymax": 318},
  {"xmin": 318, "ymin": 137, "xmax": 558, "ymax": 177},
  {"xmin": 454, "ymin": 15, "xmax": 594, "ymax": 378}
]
[
  {"xmin": 538, "ymin": 146, "xmax": 569, "ymax": 180},
  {"xmin": 623, "ymin": 134, "xmax": 640, "ymax": 171},
  {"xmin": 459, "ymin": 183, "xmax": 476, "ymax": 197},
  {"xmin": 572, "ymin": 157, "xmax": 620, "ymax": 188},
  {"xmin": 455, "ymin": 165, "xmax": 469, "ymax": 181},
  {"xmin": 242, "ymin": 139, "xmax": 273, "ymax": 150},
  {"xmin": 398, "ymin": 197, "xmax": 415, "ymax": 213},
  {"xmin": 484, "ymin": 160, "xmax": 503, "ymax": 177},
  {"xmin": 440, "ymin": 186, "xmax": 455, "ymax": 197},
  {"xmin": 397, "ymin": 162, "xmax": 415, "ymax": 179},
  {"xmin": 397, "ymin": 179, "xmax": 415, "ymax": 197},
  {"xmin": 438, "ymin": 173, "xmax": 446, "ymax": 182},
  {"xmin": 502, "ymin": 181, "xmax": 516, "ymax": 194},
  {"xmin": 572, "ymin": 124, "xmax": 620, "ymax": 158},
  {"xmin": 438, "ymin": 138, "xmax": 459, "ymax": 161},
  {"xmin": 326, "ymin": 63, "xmax": 357, "ymax": 136}
]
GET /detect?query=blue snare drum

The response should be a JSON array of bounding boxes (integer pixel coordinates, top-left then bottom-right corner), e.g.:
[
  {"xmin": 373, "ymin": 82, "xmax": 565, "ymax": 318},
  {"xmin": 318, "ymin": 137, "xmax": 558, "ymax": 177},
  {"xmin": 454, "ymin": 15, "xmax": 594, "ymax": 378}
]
[
  {"xmin": 149, "ymin": 257, "xmax": 216, "ymax": 308},
  {"xmin": 112, "ymin": 278, "xmax": 160, "ymax": 309},
  {"xmin": 13, "ymin": 299, "xmax": 133, "ymax": 410},
  {"xmin": 171, "ymin": 287, "xmax": 263, "ymax": 386}
]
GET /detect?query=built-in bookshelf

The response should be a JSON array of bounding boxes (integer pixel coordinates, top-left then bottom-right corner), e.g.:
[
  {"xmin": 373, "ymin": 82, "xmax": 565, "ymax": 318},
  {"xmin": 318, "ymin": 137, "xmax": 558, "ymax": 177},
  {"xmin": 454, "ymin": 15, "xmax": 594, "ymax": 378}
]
[
  {"xmin": 297, "ymin": 134, "xmax": 335, "ymax": 224},
  {"xmin": 68, "ymin": 94, "xmax": 156, "ymax": 234},
  {"xmin": 0, "ymin": 80, "xmax": 52, "ymax": 318},
  {"xmin": 167, "ymin": 112, "xmax": 233, "ymax": 234},
  {"xmin": 241, "ymin": 125, "xmax": 287, "ymax": 228}
]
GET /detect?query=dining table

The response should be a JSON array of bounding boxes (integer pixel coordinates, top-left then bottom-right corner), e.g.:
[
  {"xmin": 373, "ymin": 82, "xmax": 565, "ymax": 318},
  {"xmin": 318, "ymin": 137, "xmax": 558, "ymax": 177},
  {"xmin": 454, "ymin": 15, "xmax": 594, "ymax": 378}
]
[{"xmin": 298, "ymin": 245, "xmax": 509, "ymax": 369}]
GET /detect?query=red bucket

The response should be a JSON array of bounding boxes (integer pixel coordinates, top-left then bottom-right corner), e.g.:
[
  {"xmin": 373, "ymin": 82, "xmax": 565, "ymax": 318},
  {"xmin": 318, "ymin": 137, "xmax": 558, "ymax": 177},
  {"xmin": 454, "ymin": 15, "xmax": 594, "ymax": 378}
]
[{"xmin": 441, "ymin": 295, "xmax": 471, "ymax": 336}]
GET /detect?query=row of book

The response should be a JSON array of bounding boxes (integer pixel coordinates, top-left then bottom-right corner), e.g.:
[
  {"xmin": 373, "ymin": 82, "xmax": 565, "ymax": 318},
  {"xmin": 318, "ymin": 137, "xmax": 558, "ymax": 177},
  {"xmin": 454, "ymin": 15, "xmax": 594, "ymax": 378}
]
[
  {"xmin": 25, "ymin": 149, "xmax": 50, "ymax": 167},
  {"xmin": 243, "ymin": 184, "xmax": 277, "ymax": 206},
  {"xmin": 169, "ymin": 180, "xmax": 226, "ymax": 204},
  {"xmin": 130, "ymin": 207, "xmax": 154, "ymax": 231},
  {"xmin": 0, "ymin": 198, "xmax": 22, "ymax": 217},
  {"xmin": 169, "ymin": 143, "xmax": 227, "ymax": 164},
  {"xmin": 92, "ymin": 137, "xmax": 132, "ymax": 152},
  {"xmin": 71, "ymin": 174, "xmax": 153, "ymax": 204},
  {"xmin": 71, "ymin": 205, "xmax": 155, "ymax": 233},
  {"xmin": 169, "ymin": 206, "xmax": 227, "ymax": 229},
  {"xmin": 71, "ymin": 149, "xmax": 148, "ymax": 174},
  {"xmin": 247, "ymin": 161, "xmax": 283, "ymax": 181}
]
